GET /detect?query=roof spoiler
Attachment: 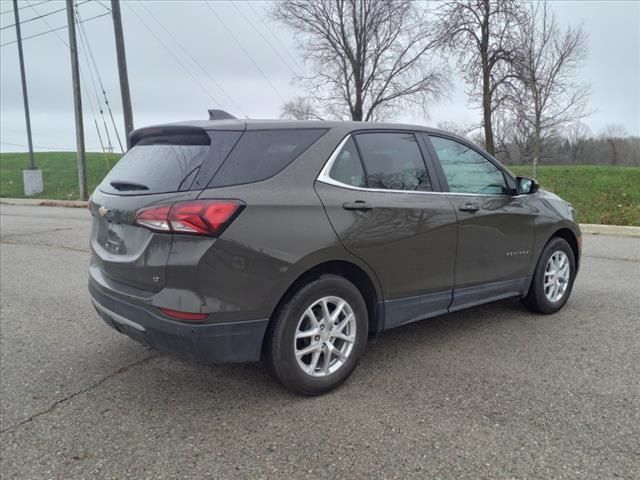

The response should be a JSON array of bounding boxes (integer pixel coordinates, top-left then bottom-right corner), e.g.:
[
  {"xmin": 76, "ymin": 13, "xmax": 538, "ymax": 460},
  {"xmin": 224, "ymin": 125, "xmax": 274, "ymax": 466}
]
[{"xmin": 208, "ymin": 109, "xmax": 237, "ymax": 120}]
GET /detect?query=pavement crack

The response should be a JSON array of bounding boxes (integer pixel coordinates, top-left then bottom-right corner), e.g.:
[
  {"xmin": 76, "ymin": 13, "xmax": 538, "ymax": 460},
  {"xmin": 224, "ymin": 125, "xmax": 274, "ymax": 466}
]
[
  {"xmin": 0, "ymin": 239, "xmax": 89, "ymax": 253},
  {"xmin": 0, "ymin": 226, "xmax": 73, "ymax": 237},
  {"xmin": 0, "ymin": 353, "xmax": 159, "ymax": 435}
]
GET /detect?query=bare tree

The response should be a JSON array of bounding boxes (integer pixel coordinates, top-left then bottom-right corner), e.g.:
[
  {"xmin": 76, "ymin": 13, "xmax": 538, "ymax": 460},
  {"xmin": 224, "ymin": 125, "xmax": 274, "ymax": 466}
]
[
  {"xmin": 436, "ymin": 121, "xmax": 478, "ymax": 138},
  {"xmin": 511, "ymin": 1, "xmax": 590, "ymax": 177},
  {"xmin": 494, "ymin": 109, "xmax": 536, "ymax": 165},
  {"xmin": 565, "ymin": 120, "xmax": 591, "ymax": 164},
  {"xmin": 601, "ymin": 124, "xmax": 628, "ymax": 165},
  {"xmin": 271, "ymin": 0, "xmax": 448, "ymax": 121},
  {"xmin": 435, "ymin": 0, "xmax": 525, "ymax": 156},
  {"xmin": 280, "ymin": 96, "xmax": 324, "ymax": 120}
]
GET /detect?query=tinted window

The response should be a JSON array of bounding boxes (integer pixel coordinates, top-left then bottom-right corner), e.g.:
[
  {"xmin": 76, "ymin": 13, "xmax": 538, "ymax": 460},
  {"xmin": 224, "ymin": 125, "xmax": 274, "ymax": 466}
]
[
  {"xmin": 100, "ymin": 144, "xmax": 210, "ymax": 195},
  {"xmin": 355, "ymin": 132, "xmax": 431, "ymax": 191},
  {"xmin": 328, "ymin": 138, "xmax": 366, "ymax": 187},
  {"xmin": 100, "ymin": 130, "xmax": 242, "ymax": 195},
  {"xmin": 209, "ymin": 129, "xmax": 328, "ymax": 187},
  {"xmin": 429, "ymin": 136, "xmax": 507, "ymax": 195}
]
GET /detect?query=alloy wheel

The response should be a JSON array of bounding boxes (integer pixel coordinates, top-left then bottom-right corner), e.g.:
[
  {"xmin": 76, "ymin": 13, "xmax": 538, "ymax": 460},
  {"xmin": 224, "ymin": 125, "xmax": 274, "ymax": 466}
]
[
  {"xmin": 294, "ymin": 296, "xmax": 357, "ymax": 377},
  {"xmin": 544, "ymin": 250, "xmax": 570, "ymax": 302}
]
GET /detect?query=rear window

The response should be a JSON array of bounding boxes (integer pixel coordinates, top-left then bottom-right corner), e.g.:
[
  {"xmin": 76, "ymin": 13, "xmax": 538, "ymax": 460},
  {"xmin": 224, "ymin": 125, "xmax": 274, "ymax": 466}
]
[
  {"xmin": 99, "ymin": 130, "xmax": 241, "ymax": 195},
  {"xmin": 208, "ymin": 128, "xmax": 328, "ymax": 187}
]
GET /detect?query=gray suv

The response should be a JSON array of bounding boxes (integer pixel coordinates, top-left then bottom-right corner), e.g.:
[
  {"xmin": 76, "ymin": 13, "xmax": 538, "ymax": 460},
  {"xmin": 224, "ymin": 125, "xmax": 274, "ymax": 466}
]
[{"xmin": 89, "ymin": 114, "xmax": 581, "ymax": 395}]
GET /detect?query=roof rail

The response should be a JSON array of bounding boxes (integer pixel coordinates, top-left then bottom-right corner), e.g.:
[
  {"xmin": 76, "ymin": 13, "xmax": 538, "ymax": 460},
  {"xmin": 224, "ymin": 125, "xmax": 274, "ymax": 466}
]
[{"xmin": 208, "ymin": 109, "xmax": 237, "ymax": 120}]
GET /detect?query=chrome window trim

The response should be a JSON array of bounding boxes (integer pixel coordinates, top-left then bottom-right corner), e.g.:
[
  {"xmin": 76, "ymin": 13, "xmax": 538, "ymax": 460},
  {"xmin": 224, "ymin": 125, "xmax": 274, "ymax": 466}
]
[{"xmin": 317, "ymin": 133, "xmax": 522, "ymax": 198}]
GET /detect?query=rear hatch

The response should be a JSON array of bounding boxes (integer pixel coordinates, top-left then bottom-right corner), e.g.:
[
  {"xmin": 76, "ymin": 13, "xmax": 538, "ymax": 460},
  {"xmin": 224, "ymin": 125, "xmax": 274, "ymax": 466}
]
[{"xmin": 90, "ymin": 126, "xmax": 243, "ymax": 292}]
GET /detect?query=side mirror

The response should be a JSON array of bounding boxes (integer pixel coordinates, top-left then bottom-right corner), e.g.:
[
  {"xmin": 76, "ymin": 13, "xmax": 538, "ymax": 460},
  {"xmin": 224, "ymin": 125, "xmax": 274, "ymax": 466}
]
[{"xmin": 516, "ymin": 176, "xmax": 539, "ymax": 195}]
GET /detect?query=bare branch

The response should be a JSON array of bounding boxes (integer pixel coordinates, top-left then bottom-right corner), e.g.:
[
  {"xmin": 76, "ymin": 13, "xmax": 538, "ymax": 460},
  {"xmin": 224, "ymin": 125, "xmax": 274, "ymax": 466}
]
[
  {"xmin": 509, "ymin": 1, "xmax": 591, "ymax": 176},
  {"xmin": 434, "ymin": 0, "xmax": 527, "ymax": 155},
  {"xmin": 271, "ymin": 0, "xmax": 448, "ymax": 121}
]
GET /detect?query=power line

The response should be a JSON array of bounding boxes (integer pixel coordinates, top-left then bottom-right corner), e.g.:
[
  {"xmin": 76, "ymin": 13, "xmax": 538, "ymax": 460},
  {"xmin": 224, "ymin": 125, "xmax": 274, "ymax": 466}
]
[
  {"xmin": 123, "ymin": 2, "xmax": 223, "ymax": 107},
  {"xmin": 74, "ymin": 1, "xmax": 123, "ymax": 152},
  {"xmin": 0, "ymin": 11, "xmax": 110, "ymax": 47},
  {"xmin": 0, "ymin": 1, "xmax": 89, "ymax": 31},
  {"xmin": 203, "ymin": 1, "xmax": 286, "ymax": 104},
  {"xmin": 230, "ymin": 2, "xmax": 299, "ymax": 77},
  {"xmin": 1, "ymin": 140, "xmax": 104, "ymax": 151},
  {"xmin": 26, "ymin": 0, "xmax": 107, "ymax": 153},
  {"xmin": 135, "ymin": 1, "xmax": 248, "ymax": 118},
  {"xmin": 0, "ymin": 0, "xmax": 49, "ymax": 16},
  {"xmin": 244, "ymin": 1, "xmax": 306, "ymax": 73},
  {"xmin": 73, "ymin": 1, "xmax": 114, "ymax": 152},
  {"xmin": 22, "ymin": 0, "xmax": 113, "ymax": 155},
  {"xmin": 90, "ymin": 0, "xmax": 111, "ymax": 13}
]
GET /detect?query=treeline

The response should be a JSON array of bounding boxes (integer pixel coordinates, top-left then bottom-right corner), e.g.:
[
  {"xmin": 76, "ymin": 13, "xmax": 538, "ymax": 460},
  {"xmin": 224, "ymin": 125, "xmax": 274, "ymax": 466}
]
[
  {"xmin": 272, "ymin": 1, "xmax": 638, "ymax": 171},
  {"xmin": 498, "ymin": 135, "xmax": 640, "ymax": 167},
  {"xmin": 440, "ymin": 121, "xmax": 640, "ymax": 166}
]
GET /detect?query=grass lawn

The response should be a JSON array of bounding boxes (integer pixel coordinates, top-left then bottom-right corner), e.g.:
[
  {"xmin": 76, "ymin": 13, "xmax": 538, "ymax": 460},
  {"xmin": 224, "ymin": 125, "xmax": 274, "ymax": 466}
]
[
  {"xmin": 1, "ymin": 152, "xmax": 638, "ymax": 225},
  {"xmin": 510, "ymin": 165, "xmax": 640, "ymax": 226},
  {"xmin": 0, "ymin": 152, "xmax": 119, "ymax": 201}
]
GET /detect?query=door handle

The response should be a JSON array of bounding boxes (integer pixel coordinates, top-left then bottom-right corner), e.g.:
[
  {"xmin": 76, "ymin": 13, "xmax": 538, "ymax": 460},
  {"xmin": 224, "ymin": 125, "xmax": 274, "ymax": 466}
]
[
  {"xmin": 342, "ymin": 200, "xmax": 373, "ymax": 211},
  {"xmin": 458, "ymin": 202, "xmax": 480, "ymax": 213}
]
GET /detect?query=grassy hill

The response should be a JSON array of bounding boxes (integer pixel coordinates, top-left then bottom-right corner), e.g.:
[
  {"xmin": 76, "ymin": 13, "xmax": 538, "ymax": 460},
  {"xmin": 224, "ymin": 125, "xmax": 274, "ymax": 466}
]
[
  {"xmin": 0, "ymin": 152, "xmax": 120, "ymax": 201},
  {"xmin": 1, "ymin": 152, "xmax": 638, "ymax": 225},
  {"xmin": 509, "ymin": 165, "xmax": 639, "ymax": 226}
]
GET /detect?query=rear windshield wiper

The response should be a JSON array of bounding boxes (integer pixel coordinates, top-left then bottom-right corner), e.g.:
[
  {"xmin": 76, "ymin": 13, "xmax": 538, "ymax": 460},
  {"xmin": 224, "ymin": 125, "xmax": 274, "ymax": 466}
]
[{"xmin": 109, "ymin": 180, "xmax": 149, "ymax": 191}]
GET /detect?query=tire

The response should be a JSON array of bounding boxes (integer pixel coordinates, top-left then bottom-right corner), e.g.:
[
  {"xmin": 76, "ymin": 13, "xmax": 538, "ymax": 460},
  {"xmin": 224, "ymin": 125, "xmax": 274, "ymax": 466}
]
[
  {"xmin": 264, "ymin": 274, "xmax": 368, "ymax": 395},
  {"xmin": 522, "ymin": 237, "xmax": 576, "ymax": 314}
]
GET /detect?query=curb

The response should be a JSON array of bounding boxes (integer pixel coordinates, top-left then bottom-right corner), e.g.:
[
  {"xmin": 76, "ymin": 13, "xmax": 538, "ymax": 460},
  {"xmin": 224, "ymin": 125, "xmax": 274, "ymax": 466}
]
[
  {"xmin": 0, "ymin": 197, "xmax": 87, "ymax": 208},
  {"xmin": 1, "ymin": 197, "xmax": 639, "ymax": 237},
  {"xmin": 579, "ymin": 223, "xmax": 640, "ymax": 238}
]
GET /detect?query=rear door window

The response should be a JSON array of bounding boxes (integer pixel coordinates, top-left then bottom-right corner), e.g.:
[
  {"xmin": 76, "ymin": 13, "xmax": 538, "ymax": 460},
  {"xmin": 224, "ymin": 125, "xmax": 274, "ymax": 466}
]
[
  {"xmin": 328, "ymin": 137, "xmax": 367, "ymax": 188},
  {"xmin": 99, "ymin": 130, "xmax": 240, "ymax": 195},
  {"xmin": 208, "ymin": 129, "xmax": 328, "ymax": 187},
  {"xmin": 354, "ymin": 132, "xmax": 432, "ymax": 191}
]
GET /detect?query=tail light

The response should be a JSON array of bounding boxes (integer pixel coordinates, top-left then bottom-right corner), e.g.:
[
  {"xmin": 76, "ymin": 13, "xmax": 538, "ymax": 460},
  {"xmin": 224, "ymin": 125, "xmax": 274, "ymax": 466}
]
[
  {"xmin": 135, "ymin": 200, "xmax": 244, "ymax": 236},
  {"xmin": 160, "ymin": 308, "xmax": 208, "ymax": 322}
]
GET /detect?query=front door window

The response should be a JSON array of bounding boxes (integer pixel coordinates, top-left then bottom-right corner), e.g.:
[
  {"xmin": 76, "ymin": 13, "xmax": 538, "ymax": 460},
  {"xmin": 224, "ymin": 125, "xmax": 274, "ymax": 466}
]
[{"xmin": 429, "ymin": 136, "xmax": 507, "ymax": 195}]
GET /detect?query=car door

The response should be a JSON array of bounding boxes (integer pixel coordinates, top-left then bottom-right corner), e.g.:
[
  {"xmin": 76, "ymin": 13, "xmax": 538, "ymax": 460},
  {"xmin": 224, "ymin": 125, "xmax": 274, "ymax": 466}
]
[
  {"xmin": 315, "ymin": 131, "xmax": 458, "ymax": 329},
  {"xmin": 424, "ymin": 134, "xmax": 536, "ymax": 310}
]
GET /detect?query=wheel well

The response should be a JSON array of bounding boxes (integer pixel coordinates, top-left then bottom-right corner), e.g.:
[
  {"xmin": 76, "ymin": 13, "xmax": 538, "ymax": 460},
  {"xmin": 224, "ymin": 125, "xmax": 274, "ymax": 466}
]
[
  {"xmin": 552, "ymin": 228, "xmax": 580, "ymax": 270},
  {"xmin": 270, "ymin": 261, "xmax": 382, "ymax": 335}
]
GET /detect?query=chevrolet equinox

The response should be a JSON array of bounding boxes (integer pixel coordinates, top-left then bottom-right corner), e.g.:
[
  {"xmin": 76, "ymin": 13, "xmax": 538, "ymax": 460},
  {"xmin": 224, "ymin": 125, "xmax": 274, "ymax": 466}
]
[{"xmin": 89, "ymin": 112, "xmax": 581, "ymax": 395}]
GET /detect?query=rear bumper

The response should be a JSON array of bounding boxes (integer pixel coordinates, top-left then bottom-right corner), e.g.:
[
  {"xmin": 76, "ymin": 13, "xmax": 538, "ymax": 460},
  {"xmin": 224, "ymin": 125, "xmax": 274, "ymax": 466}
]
[{"xmin": 89, "ymin": 279, "xmax": 269, "ymax": 364}]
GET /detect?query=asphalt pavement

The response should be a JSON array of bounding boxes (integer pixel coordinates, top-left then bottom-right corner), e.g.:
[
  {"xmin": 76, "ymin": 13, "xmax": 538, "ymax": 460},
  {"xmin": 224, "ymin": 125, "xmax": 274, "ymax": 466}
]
[{"xmin": 1, "ymin": 203, "xmax": 638, "ymax": 479}]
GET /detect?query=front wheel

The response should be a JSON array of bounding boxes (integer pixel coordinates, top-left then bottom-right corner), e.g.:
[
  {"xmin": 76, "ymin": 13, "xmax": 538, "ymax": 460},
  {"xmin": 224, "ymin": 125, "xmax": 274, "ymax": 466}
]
[
  {"xmin": 264, "ymin": 275, "xmax": 368, "ymax": 395},
  {"xmin": 522, "ymin": 237, "xmax": 576, "ymax": 314}
]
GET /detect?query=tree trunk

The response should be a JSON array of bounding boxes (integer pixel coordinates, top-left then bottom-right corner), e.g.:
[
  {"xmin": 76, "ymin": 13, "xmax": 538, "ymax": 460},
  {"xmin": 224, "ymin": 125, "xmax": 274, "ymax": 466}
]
[
  {"xmin": 483, "ymin": 91, "xmax": 495, "ymax": 156},
  {"xmin": 607, "ymin": 139, "xmax": 617, "ymax": 165},
  {"xmin": 480, "ymin": 1, "xmax": 494, "ymax": 156},
  {"xmin": 532, "ymin": 124, "xmax": 541, "ymax": 179}
]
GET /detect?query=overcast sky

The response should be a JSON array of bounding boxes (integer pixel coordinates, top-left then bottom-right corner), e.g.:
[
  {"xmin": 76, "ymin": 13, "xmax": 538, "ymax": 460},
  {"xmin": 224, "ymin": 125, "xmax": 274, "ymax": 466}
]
[{"xmin": 1, "ymin": 0, "xmax": 639, "ymax": 153}]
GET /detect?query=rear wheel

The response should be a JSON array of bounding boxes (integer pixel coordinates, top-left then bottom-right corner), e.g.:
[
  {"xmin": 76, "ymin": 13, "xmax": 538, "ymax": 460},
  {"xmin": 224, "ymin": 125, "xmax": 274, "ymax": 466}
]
[
  {"xmin": 265, "ymin": 275, "xmax": 368, "ymax": 395},
  {"xmin": 522, "ymin": 237, "xmax": 576, "ymax": 314}
]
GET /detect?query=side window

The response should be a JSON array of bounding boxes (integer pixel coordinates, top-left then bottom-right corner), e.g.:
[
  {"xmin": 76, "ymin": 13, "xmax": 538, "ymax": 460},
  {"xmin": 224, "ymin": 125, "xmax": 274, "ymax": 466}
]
[
  {"xmin": 209, "ymin": 128, "xmax": 327, "ymax": 187},
  {"xmin": 329, "ymin": 138, "xmax": 367, "ymax": 187},
  {"xmin": 429, "ymin": 136, "xmax": 507, "ymax": 195},
  {"xmin": 355, "ymin": 132, "xmax": 432, "ymax": 191}
]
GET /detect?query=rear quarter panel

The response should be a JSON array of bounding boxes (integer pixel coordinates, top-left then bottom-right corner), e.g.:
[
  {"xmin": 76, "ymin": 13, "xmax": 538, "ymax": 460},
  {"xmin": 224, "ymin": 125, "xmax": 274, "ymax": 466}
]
[{"xmin": 164, "ymin": 126, "xmax": 382, "ymax": 323}]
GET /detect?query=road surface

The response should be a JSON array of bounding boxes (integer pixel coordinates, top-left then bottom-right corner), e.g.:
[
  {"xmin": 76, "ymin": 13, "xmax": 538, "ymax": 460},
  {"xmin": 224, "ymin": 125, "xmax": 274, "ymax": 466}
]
[{"xmin": 1, "ymin": 204, "xmax": 638, "ymax": 479}]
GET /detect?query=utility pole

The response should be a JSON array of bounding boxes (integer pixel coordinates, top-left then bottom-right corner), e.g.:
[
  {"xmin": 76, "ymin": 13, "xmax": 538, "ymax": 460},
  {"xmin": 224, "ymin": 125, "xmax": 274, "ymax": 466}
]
[
  {"xmin": 66, "ymin": 0, "xmax": 88, "ymax": 200},
  {"xmin": 111, "ymin": 0, "xmax": 134, "ymax": 148},
  {"xmin": 13, "ymin": 0, "xmax": 43, "ymax": 196}
]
